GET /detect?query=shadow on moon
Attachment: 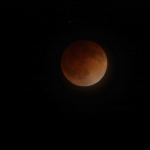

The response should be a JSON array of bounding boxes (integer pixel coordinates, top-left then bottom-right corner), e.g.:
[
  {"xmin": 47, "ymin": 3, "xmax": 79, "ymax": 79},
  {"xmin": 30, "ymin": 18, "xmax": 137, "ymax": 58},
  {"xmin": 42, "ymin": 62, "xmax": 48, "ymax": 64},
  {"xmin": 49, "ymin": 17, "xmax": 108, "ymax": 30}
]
[{"xmin": 60, "ymin": 40, "xmax": 116, "ymax": 96}]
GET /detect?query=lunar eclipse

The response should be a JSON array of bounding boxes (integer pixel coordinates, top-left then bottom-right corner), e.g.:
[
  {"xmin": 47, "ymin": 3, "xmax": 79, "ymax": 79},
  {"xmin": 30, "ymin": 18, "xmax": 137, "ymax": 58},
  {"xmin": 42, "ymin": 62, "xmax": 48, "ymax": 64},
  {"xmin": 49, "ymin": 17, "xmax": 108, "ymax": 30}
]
[{"xmin": 61, "ymin": 40, "xmax": 108, "ymax": 87}]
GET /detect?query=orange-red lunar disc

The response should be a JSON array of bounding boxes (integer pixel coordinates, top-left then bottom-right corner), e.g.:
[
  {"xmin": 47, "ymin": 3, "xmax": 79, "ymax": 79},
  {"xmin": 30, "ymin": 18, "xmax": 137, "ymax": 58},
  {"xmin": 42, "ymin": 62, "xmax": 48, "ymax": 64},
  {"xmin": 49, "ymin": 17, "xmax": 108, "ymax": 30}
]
[{"xmin": 61, "ymin": 40, "xmax": 108, "ymax": 86}]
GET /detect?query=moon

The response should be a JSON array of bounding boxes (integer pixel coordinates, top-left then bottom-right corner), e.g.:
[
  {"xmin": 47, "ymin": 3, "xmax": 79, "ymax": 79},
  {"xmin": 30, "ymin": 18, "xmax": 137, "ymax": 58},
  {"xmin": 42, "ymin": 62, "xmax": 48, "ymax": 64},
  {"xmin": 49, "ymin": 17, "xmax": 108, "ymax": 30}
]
[{"xmin": 61, "ymin": 40, "xmax": 108, "ymax": 87}]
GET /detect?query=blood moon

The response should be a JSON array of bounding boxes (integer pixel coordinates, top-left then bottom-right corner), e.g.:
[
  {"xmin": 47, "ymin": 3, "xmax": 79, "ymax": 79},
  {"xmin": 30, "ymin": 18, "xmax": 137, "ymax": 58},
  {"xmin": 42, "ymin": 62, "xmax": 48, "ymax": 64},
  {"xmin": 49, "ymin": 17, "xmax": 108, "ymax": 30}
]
[{"xmin": 61, "ymin": 40, "xmax": 108, "ymax": 87}]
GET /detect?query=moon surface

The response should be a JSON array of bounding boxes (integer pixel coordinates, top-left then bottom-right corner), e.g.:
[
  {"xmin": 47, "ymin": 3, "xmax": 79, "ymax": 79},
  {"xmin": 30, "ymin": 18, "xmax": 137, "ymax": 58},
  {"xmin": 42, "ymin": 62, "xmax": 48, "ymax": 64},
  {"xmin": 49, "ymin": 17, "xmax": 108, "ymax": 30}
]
[{"xmin": 61, "ymin": 40, "xmax": 108, "ymax": 86}]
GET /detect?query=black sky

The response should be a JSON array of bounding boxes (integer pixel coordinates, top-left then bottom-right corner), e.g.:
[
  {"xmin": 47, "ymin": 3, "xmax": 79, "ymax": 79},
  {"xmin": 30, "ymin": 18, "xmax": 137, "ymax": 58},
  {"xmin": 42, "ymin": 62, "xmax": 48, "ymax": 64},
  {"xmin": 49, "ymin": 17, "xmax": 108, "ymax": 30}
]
[{"xmin": 1, "ymin": 1, "xmax": 149, "ymax": 149}]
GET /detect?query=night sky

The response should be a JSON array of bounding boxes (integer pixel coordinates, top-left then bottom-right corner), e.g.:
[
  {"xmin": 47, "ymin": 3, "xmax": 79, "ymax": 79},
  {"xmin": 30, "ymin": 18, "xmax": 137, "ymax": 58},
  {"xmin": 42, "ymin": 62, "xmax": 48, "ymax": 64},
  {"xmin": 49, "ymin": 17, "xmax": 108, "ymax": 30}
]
[{"xmin": 1, "ymin": 1, "xmax": 149, "ymax": 149}]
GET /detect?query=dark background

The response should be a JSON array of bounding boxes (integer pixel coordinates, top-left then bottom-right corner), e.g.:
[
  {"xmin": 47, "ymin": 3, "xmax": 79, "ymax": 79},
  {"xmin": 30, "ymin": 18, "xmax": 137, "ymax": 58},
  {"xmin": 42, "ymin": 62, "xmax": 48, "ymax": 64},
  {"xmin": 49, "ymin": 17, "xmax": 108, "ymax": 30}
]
[{"xmin": 1, "ymin": 1, "xmax": 149, "ymax": 149}]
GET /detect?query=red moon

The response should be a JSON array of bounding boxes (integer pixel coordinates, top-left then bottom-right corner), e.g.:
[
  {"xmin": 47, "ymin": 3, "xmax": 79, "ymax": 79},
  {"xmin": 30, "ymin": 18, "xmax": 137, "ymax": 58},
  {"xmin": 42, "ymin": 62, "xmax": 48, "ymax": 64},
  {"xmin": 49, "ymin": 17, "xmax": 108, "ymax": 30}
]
[{"xmin": 61, "ymin": 40, "xmax": 108, "ymax": 86}]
